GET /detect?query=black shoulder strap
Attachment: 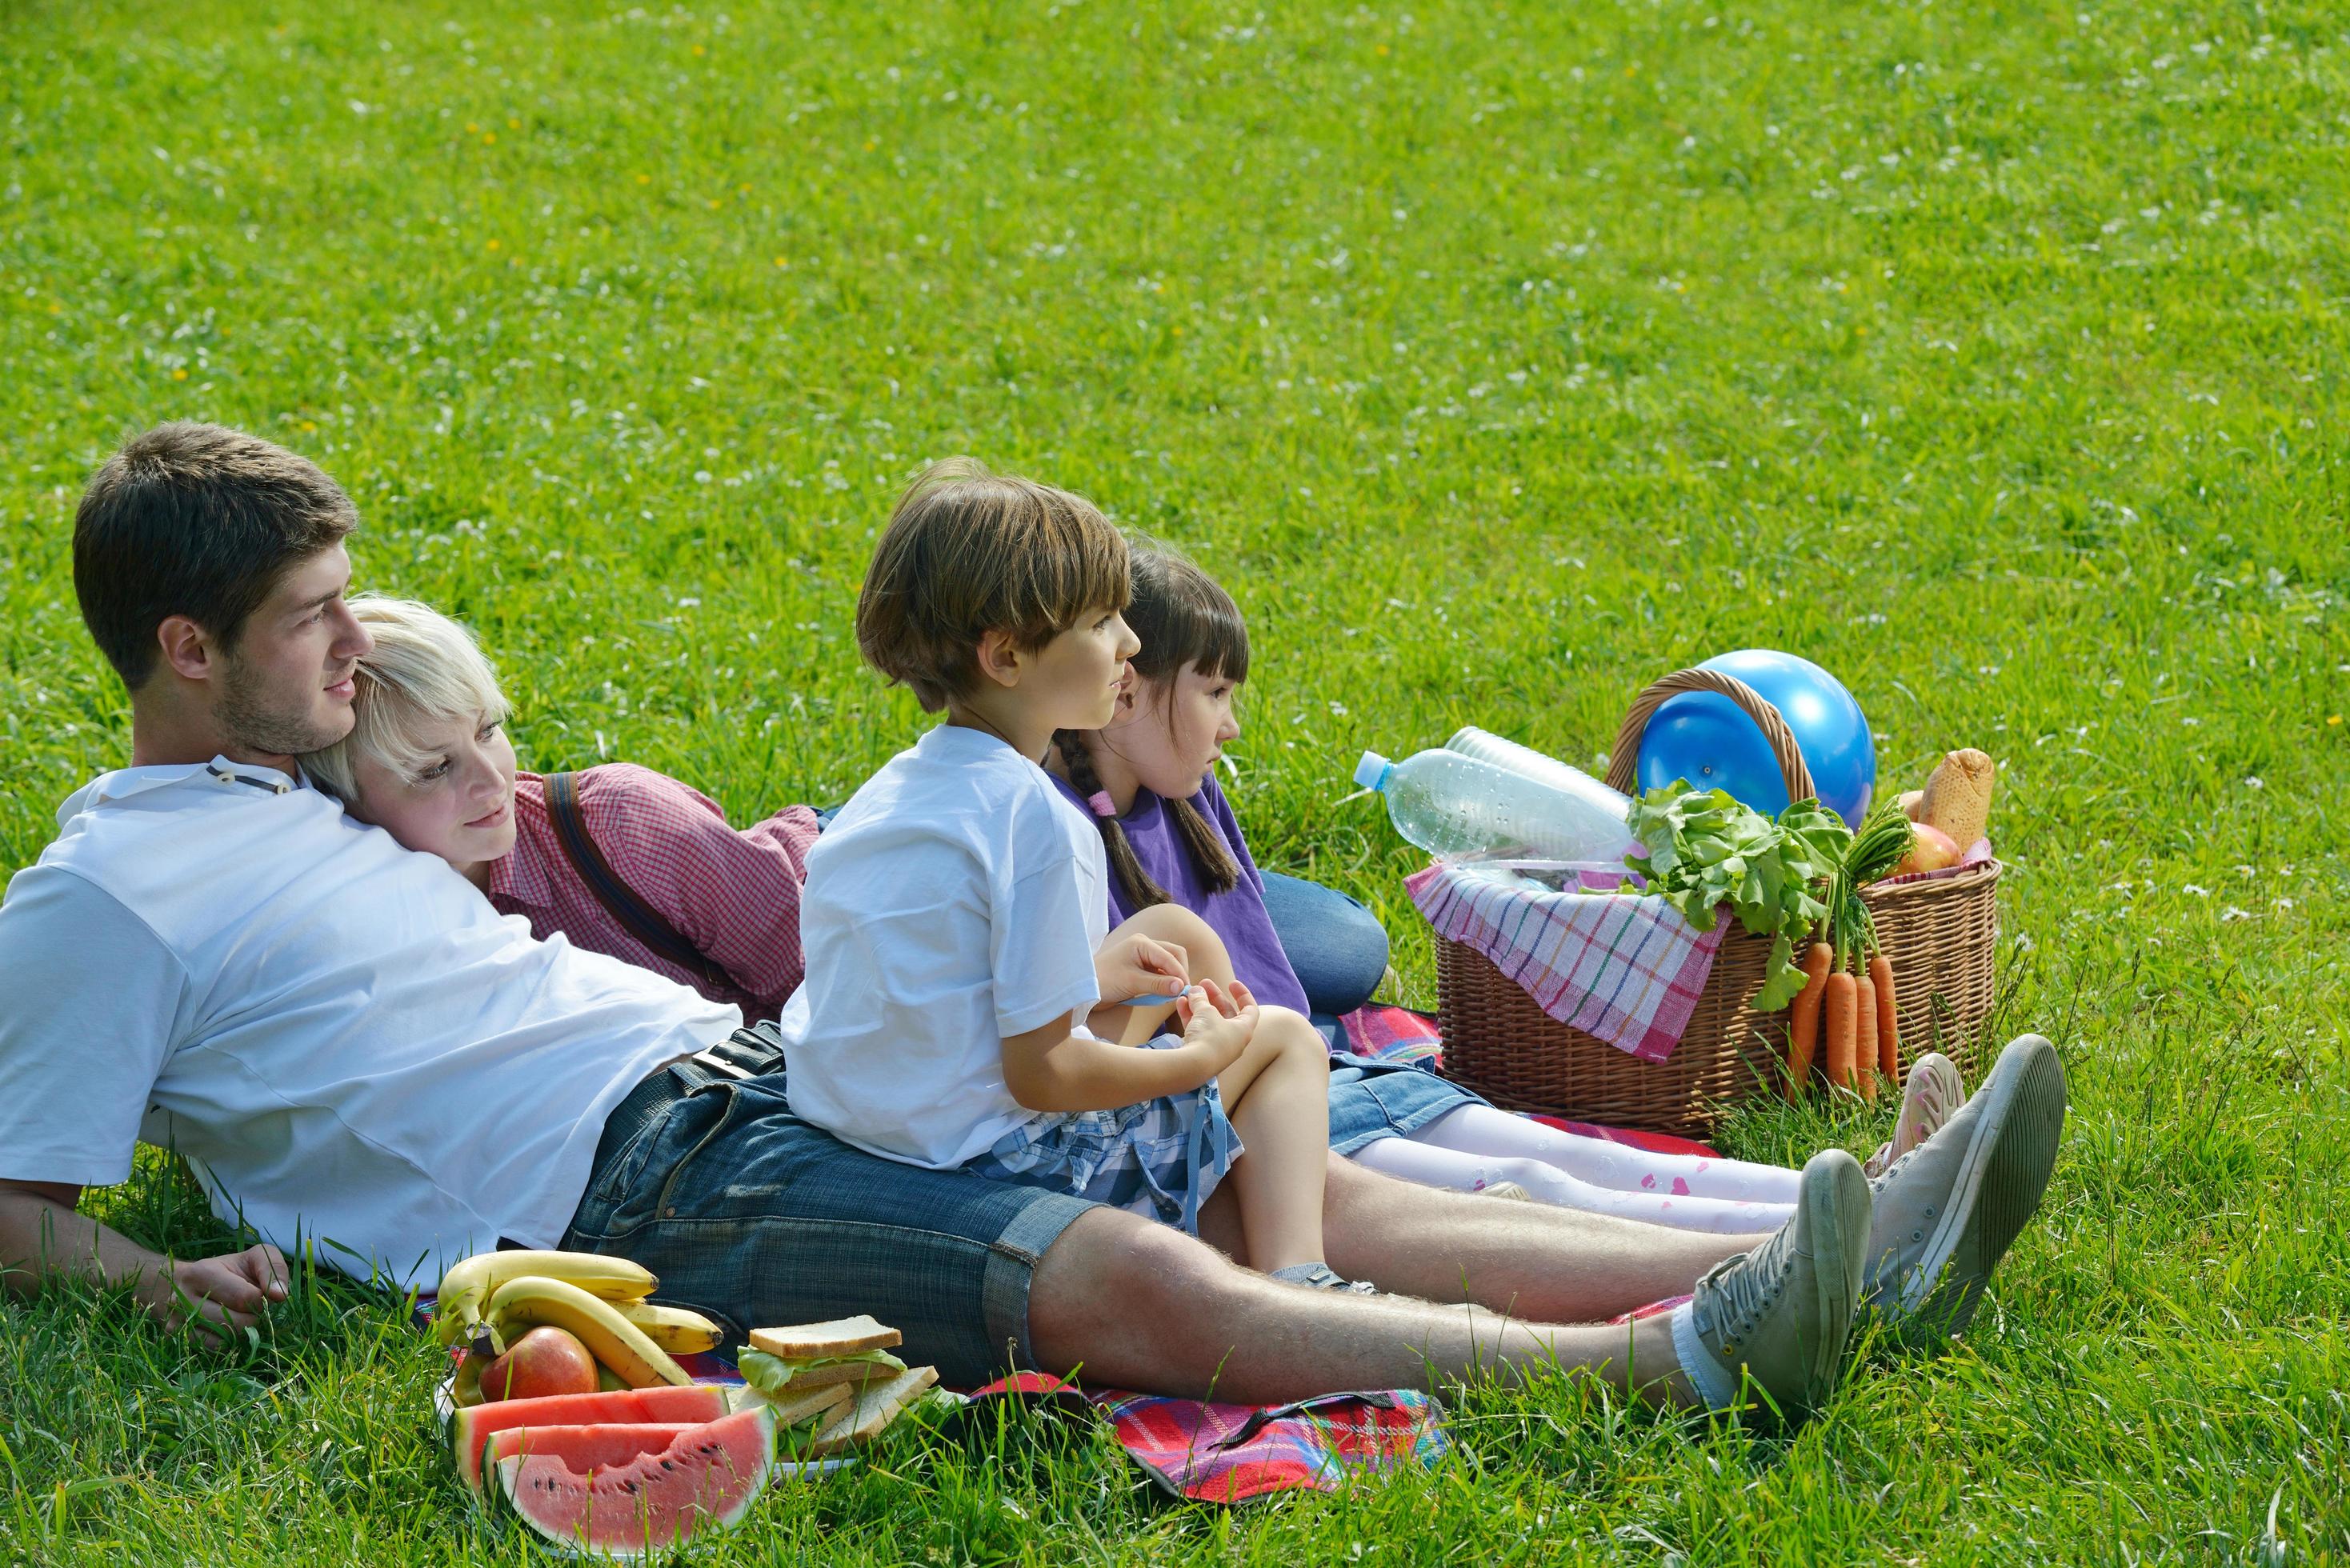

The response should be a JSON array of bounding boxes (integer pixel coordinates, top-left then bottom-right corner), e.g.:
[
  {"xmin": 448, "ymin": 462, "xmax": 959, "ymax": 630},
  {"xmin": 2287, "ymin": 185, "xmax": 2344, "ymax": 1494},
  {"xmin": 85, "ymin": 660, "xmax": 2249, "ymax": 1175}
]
[{"xmin": 542, "ymin": 771, "xmax": 744, "ymax": 995}]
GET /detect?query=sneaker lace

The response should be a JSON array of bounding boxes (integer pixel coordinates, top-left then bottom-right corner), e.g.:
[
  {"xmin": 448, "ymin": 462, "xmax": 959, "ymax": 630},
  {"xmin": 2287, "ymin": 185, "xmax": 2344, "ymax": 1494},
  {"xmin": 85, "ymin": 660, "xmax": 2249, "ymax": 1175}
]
[{"xmin": 1695, "ymin": 1224, "xmax": 1794, "ymax": 1350}]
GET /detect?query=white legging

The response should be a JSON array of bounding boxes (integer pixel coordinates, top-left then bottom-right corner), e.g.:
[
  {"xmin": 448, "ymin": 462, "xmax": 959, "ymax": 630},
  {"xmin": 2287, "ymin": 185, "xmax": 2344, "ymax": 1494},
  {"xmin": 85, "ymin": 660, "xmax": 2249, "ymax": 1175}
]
[{"xmin": 1350, "ymin": 1105, "xmax": 1803, "ymax": 1234}]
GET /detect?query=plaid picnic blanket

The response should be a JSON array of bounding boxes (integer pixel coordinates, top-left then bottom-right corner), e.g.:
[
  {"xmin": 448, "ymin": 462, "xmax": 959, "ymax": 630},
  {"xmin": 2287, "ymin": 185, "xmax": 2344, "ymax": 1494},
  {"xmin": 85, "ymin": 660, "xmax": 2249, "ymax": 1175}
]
[
  {"xmin": 423, "ymin": 1322, "xmax": 1447, "ymax": 1507},
  {"xmin": 966, "ymin": 1372, "xmax": 1448, "ymax": 1504},
  {"xmin": 1406, "ymin": 859, "xmax": 1723, "ymax": 1063},
  {"xmin": 1335, "ymin": 1003, "xmax": 1719, "ymax": 1159}
]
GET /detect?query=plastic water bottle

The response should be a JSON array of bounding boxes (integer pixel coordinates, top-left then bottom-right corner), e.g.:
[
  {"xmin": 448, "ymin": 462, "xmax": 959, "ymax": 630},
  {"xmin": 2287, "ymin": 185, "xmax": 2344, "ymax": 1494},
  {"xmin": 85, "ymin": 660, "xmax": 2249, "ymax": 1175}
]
[
  {"xmin": 1444, "ymin": 727, "xmax": 1633, "ymax": 826},
  {"xmin": 1354, "ymin": 746, "xmax": 1642, "ymax": 862}
]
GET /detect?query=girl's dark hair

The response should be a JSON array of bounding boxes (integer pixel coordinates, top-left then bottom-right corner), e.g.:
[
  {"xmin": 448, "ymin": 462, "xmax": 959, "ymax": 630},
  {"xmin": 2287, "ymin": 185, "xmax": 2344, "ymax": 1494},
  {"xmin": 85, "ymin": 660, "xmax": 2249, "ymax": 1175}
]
[{"xmin": 1054, "ymin": 544, "xmax": 1249, "ymax": 910}]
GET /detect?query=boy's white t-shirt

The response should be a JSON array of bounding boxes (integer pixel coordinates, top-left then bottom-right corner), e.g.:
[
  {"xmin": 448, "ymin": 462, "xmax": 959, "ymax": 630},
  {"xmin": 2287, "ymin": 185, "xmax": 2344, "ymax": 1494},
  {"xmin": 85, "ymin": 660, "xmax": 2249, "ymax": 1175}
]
[{"xmin": 779, "ymin": 723, "xmax": 1110, "ymax": 1169}]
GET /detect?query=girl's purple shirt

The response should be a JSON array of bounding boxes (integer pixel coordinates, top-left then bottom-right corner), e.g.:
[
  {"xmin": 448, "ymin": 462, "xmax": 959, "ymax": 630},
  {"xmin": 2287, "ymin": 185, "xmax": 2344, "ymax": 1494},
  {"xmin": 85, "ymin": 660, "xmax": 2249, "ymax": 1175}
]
[{"xmin": 1047, "ymin": 771, "xmax": 1313, "ymax": 1015}]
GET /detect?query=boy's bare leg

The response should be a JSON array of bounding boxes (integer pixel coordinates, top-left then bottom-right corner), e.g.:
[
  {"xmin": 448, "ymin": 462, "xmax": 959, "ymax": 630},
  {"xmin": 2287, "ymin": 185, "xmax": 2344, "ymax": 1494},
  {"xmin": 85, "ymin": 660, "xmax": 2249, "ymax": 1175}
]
[
  {"xmin": 1207, "ymin": 1007, "xmax": 1333, "ymax": 1274},
  {"xmin": 1025, "ymin": 1205, "xmax": 1697, "ymax": 1406}
]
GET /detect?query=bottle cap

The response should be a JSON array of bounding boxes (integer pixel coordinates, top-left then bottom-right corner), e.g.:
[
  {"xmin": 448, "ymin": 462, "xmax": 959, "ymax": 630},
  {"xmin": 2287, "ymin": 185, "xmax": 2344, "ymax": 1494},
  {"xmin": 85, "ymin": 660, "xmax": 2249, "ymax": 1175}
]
[{"xmin": 1353, "ymin": 751, "xmax": 1392, "ymax": 791}]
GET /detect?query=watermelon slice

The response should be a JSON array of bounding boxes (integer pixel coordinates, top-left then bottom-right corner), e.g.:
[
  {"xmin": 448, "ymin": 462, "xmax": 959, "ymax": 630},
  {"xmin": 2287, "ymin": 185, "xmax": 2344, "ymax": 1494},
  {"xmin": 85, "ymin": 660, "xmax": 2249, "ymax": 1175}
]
[
  {"xmin": 451, "ymin": 1384, "xmax": 728, "ymax": 1502},
  {"xmin": 482, "ymin": 1423, "xmax": 699, "ymax": 1493},
  {"xmin": 494, "ymin": 1405, "xmax": 778, "ymax": 1559}
]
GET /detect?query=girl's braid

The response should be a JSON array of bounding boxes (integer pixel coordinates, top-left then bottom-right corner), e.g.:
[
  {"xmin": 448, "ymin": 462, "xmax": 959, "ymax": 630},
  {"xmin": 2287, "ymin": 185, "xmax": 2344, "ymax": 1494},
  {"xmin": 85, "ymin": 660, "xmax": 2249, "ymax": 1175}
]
[
  {"xmin": 1165, "ymin": 792, "xmax": 1241, "ymax": 895},
  {"xmin": 1052, "ymin": 729, "xmax": 1173, "ymax": 910}
]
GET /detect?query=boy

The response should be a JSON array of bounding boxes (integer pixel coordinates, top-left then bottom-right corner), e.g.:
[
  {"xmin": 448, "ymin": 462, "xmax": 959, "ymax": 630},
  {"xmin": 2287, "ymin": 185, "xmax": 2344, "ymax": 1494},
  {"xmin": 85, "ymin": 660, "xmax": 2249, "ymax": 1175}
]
[{"xmin": 780, "ymin": 459, "xmax": 1364, "ymax": 1289}]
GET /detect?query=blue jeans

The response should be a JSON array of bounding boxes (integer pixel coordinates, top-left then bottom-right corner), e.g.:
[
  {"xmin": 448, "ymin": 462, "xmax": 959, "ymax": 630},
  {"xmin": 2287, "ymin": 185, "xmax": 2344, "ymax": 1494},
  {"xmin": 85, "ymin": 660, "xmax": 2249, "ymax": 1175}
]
[
  {"xmin": 562, "ymin": 1046, "xmax": 1093, "ymax": 1389},
  {"xmin": 1259, "ymin": 870, "xmax": 1391, "ymax": 1018}
]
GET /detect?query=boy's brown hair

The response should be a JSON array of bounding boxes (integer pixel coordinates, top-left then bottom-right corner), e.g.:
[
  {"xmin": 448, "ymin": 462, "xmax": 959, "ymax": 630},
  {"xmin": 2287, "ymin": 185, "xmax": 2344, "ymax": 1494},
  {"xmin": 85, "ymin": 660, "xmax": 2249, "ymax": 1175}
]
[
  {"xmin": 74, "ymin": 422, "xmax": 358, "ymax": 689},
  {"xmin": 856, "ymin": 458, "xmax": 1130, "ymax": 712}
]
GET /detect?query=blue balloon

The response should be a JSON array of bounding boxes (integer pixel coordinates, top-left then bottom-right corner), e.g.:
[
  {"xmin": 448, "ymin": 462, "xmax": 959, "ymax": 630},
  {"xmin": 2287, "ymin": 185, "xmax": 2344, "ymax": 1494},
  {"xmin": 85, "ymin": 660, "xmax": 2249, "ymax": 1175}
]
[{"xmin": 1635, "ymin": 650, "xmax": 1876, "ymax": 826}]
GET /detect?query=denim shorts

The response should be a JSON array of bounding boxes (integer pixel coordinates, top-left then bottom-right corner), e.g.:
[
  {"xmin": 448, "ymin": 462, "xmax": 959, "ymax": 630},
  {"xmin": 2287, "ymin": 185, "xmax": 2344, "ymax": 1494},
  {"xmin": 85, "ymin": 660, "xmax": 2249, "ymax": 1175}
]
[
  {"xmin": 561, "ymin": 1046, "xmax": 1095, "ymax": 1390},
  {"xmin": 1325, "ymin": 1053, "xmax": 1487, "ymax": 1155}
]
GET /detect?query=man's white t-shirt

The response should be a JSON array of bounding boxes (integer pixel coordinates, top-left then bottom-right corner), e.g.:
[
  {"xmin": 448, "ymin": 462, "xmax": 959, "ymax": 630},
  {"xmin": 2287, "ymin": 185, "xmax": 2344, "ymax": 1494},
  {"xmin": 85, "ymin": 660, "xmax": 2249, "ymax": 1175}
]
[
  {"xmin": 0, "ymin": 759, "xmax": 741, "ymax": 1288},
  {"xmin": 779, "ymin": 724, "xmax": 1109, "ymax": 1169}
]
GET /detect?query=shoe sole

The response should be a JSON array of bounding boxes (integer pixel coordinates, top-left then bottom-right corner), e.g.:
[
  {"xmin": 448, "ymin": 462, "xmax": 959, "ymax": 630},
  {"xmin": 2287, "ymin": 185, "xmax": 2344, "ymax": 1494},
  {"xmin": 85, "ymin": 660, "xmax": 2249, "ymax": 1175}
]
[
  {"xmin": 1892, "ymin": 1035, "xmax": 2067, "ymax": 1346},
  {"xmin": 1796, "ymin": 1150, "xmax": 1872, "ymax": 1410}
]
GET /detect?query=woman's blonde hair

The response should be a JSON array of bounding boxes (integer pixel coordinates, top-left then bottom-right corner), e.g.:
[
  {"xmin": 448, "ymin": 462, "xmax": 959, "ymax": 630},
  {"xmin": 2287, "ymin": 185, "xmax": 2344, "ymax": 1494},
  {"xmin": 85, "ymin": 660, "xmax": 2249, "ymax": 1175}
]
[{"xmin": 302, "ymin": 597, "xmax": 510, "ymax": 805}]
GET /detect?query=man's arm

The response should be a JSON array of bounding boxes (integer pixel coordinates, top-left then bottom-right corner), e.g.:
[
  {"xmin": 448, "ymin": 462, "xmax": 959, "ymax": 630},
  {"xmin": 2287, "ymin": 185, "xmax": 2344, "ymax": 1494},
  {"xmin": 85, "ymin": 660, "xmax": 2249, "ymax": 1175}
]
[
  {"xmin": 0, "ymin": 1176, "xmax": 287, "ymax": 1340},
  {"xmin": 0, "ymin": 870, "xmax": 284, "ymax": 1341}
]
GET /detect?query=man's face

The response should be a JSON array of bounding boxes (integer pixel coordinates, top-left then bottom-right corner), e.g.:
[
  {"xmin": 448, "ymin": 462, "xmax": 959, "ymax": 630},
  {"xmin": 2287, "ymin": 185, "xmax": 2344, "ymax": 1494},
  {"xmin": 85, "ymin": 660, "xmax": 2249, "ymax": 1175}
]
[{"xmin": 212, "ymin": 543, "xmax": 374, "ymax": 760}]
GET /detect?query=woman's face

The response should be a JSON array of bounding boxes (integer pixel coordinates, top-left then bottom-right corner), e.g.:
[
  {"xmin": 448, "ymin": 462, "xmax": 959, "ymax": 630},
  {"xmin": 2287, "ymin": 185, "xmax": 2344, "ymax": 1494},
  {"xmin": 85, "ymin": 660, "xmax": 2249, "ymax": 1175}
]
[
  {"xmin": 348, "ymin": 710, "xmax": 519, "ymax": 877},
  {"xmin": 1100, "ymin": 662, "xmax": 1242, "ymax": 800}
]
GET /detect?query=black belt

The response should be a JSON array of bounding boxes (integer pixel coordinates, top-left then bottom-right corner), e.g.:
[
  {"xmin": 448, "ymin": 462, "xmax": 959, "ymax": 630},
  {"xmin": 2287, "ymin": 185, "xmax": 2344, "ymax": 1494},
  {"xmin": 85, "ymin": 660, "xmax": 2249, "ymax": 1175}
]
[{"xmin": 594, "ymin": 1022, "xmax": 787, "ymax": 1171}]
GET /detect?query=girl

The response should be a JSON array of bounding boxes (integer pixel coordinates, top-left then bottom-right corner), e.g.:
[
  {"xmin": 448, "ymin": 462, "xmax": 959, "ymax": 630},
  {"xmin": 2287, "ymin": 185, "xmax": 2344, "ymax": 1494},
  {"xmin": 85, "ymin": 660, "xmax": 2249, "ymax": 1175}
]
[{"xmin": 1047, "ymin": 544, "xmax": 1965, "ymax": 1234}]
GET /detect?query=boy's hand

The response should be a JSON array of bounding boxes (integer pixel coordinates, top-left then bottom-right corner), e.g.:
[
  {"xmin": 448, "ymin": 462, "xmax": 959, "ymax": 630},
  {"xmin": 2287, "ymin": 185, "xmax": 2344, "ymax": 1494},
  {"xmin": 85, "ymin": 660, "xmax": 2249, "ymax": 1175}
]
[
  {"xmin": 1095, "ymin": 932, "xmax": 1191, "ymax": 1002},
  {"xmin": 1175, "ymin": 980, "xmax": 1259, "ymax": 1075}
]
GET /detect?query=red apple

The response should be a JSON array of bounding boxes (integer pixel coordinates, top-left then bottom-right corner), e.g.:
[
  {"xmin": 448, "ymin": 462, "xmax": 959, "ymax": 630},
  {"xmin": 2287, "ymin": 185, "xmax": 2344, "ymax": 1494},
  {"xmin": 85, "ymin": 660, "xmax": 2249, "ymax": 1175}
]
[
  {"xmin": 1896, "ymin": 821, "xmax": 1961, "ymax": 876},
  {"xmin": 478, "ymin": 1326, "xmax": 598, "ymax": 1402}
]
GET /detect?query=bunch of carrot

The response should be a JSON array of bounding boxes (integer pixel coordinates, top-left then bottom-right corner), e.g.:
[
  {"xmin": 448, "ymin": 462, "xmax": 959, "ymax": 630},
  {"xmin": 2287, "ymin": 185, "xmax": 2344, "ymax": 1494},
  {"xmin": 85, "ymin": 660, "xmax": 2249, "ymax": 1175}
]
[{"xmin": 1784, "ymin": 801, "xmax": 1912, "ymax": 1102}]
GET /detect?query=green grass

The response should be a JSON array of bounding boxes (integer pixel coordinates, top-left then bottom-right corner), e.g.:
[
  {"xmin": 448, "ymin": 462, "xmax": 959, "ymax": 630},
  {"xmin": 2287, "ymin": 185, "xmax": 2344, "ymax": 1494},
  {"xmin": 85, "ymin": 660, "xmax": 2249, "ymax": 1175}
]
[{"xmin": 3, "ymin": 0, "xmax": 2348, "ymax": 1559}]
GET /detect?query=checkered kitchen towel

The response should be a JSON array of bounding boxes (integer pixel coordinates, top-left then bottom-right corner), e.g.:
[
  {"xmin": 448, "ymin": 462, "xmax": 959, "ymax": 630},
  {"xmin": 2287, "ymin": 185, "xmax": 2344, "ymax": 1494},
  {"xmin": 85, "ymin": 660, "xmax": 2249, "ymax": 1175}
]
[{"xmin": 1406, "ymin": 859, "xmax": 1724, "ymax": 1062}]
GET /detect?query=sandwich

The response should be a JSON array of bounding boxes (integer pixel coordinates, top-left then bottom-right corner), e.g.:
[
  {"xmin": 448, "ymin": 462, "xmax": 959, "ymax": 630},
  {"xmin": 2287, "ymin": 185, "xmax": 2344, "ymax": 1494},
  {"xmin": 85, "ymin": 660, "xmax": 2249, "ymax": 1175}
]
[
  {"xmin": 737, "ymin": 1316, "xmax": 943, "ymax": 1456},
  {"xmin": 738, "ymin": 1315, "xmax": 907, "ymax": 1396},
  {"xmin": 810, "ymin": 1364, "xmax": 941, "ymax": 1454}
]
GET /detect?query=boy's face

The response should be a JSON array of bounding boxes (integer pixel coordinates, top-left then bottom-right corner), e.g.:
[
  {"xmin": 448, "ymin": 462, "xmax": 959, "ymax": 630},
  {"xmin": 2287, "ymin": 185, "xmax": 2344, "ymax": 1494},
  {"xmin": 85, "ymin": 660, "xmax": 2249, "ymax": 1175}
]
[{"xmin": 1022, "ymin": 606, "xmax": 1142, "ymax": 732}]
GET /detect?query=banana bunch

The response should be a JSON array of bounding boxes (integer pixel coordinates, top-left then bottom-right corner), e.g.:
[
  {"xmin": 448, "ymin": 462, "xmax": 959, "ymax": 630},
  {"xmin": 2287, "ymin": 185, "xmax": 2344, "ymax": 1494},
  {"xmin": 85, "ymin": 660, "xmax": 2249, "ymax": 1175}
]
[
  {"xmin": 486, "ymin": 1276, "xmax": 697, "ymax": 1389},
  {"xmin": 433, "ymin": 1250, "xmax": 656, "ymax": 1346},
  {"xmin": 434, "ymin": 1249, "xmax": 725, "ymax": 1387}
]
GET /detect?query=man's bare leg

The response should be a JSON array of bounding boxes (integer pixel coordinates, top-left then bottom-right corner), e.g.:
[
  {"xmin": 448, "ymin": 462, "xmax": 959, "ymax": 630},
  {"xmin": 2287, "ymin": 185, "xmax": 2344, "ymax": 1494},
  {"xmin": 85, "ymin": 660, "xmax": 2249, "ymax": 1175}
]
[
  {"xmin": 1024, "ymin": 1206, "xmax": 1696, "ymax": 1407},
  {"xmin": 1310, "ymin": 1155, "xmax": 1774, "ymax": 1322}
]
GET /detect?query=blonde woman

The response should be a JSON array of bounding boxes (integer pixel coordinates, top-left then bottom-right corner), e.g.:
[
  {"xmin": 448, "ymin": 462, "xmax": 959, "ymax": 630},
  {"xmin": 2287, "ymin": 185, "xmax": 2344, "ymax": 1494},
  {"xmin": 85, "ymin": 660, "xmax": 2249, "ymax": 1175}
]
[{"xmin": 302, "ymin": 598, "xmax": 820, "ymax": 1022}]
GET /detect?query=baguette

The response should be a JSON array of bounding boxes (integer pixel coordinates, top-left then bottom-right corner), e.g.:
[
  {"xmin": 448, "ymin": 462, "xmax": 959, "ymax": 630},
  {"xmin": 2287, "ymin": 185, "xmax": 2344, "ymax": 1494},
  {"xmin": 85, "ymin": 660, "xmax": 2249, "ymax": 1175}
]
[
  {"xmin": 1918, "ymin": 750, "xmax": 1996, "ymax": 850},
  {"xmin": 748, "ymin": 1315, "xmax": 903, "ymax": 1359},
  {"xmin": 811, "ymin": 1365, "xmax": 939, "ymax": 1454}
]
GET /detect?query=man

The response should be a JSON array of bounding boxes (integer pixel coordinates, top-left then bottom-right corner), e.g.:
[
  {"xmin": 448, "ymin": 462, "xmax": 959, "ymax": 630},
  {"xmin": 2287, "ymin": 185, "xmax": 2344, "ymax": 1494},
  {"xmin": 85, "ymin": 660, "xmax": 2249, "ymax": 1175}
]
[{"xmin": 0, "ymin": 423, "xmax": 2067, "ymax": 1422}]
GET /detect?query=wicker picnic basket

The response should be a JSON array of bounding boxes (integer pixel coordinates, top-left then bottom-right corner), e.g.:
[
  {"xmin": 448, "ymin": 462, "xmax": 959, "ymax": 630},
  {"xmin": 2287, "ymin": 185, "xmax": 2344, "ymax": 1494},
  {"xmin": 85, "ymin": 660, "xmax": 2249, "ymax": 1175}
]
[{"xmin": 1435, "ymin": 667, "xmax": 2002, "ymax": 1137}]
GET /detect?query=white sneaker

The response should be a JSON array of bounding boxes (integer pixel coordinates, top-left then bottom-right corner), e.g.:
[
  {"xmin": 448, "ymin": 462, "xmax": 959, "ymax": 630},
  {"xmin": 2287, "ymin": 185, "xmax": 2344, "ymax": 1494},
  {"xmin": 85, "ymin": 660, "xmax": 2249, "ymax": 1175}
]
[
  {"xmin": 1864, "ymin": 1035, "xmax": 2067, "ymax": 1346},
  {"xmin": 1680, "ymin": 1150, "xmax": 1871, "ymax": 1418},
  {"xmin": 1476, "ymin": 1181, "xmax": 1533, "ymax": 1202},
  {"xmin": 1864, "ymin": 1052, "xmax": 1966, "ymax": 1179}
]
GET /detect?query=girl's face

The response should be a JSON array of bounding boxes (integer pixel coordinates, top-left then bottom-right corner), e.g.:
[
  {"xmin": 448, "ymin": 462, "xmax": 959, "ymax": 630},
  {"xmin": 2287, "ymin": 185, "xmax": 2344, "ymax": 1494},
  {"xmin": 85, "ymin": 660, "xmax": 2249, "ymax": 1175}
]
[
  {"xmin": 1102, "ymin": 662, "xmax": 1242, "ymax": 800},
  {"xmin": 1022, "ymin": 605, "xmax": 1143, "ymax": 732},
  {"xmin": 348, "ymin": 709, "xmax": 519, "ymax": 879}
]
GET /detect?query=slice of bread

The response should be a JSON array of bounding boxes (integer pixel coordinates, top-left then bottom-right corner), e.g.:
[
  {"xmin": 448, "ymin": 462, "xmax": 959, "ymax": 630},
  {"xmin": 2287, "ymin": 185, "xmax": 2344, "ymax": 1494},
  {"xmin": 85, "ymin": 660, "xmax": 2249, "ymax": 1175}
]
[
  {"xmin": 748, "ymin": 1315, "xmax": 903, "ymax": 1359},
  {"xmin": 731, "ymin": 1379, "xmax": 853, "ymax": 1429},
  {"xmin": 810, "ymin": 1365, "xmax": 939, "ymax": 1454}
]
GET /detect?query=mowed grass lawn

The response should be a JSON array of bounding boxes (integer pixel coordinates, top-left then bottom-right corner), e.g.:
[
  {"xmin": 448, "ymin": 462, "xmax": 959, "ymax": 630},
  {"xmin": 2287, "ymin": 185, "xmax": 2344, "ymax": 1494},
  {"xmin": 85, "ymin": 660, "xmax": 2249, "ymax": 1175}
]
[{"xmin": 3, "ymin": 0, "xmax": 2347, "ymax": 1560}]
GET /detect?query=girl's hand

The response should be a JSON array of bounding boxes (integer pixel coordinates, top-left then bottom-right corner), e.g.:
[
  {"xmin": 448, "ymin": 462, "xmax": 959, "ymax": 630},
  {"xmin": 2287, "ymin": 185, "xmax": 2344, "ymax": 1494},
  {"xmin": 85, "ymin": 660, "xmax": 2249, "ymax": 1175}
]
[
  {"xmin": 1095, "ymin": 932, "xmax": 1191, "ymax": 1002},
  {"xmin": 1175, "ymin": 981, "xmax": 1259, "ymax": 1074}
]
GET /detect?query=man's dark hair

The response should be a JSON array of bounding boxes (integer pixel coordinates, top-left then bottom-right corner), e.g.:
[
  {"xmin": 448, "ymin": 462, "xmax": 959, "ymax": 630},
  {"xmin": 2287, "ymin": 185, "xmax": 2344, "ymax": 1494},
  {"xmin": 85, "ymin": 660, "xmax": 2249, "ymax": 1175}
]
[{"xmin": 73, "ymin": 422, "xmax": 359, "ymax": 689}]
